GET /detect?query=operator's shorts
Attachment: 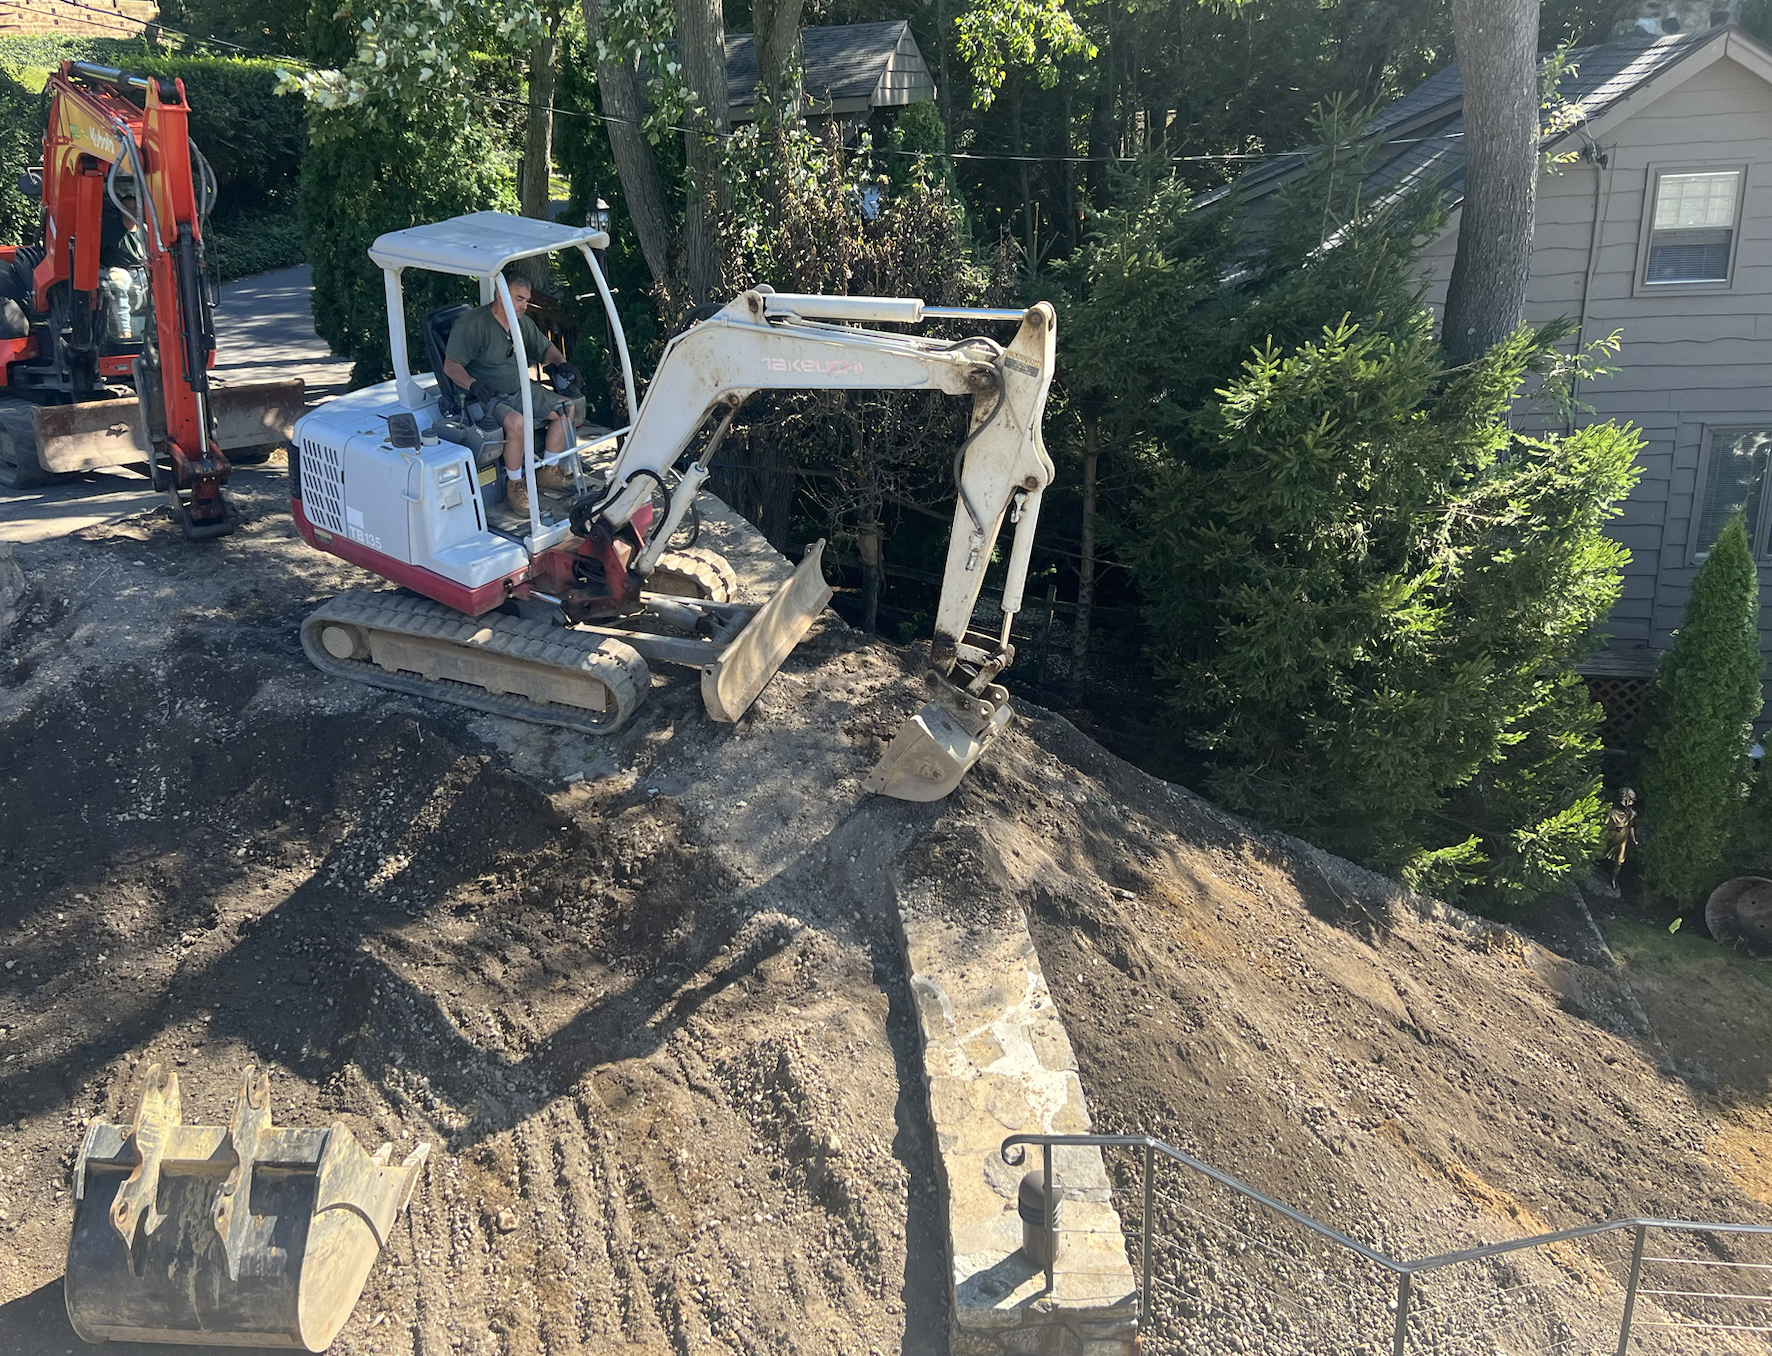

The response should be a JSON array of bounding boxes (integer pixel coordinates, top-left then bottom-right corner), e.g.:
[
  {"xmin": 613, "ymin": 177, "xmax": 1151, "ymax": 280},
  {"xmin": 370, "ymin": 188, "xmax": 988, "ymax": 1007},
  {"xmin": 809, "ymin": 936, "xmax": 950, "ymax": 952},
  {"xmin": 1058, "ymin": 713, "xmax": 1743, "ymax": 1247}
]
[{"xmin": 484, "ymin": 395, "xmax": 564, "ymax": 426}]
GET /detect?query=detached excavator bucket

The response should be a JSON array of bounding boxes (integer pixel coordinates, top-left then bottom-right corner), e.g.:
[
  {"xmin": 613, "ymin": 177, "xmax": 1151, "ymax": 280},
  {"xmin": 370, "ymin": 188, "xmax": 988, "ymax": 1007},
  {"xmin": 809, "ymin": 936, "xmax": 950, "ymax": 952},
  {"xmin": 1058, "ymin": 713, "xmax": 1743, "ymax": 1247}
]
[
  {"xmin": 65, "ymin": 1064, "xmax": 427, "ymax": 1351},
  {"xmin": 865, "ymin": 682, "xmax": 1014, "ymax": 802},
  {"xmin": 700, "ymin": 539, "xmax": 835, "ymax": 722}
]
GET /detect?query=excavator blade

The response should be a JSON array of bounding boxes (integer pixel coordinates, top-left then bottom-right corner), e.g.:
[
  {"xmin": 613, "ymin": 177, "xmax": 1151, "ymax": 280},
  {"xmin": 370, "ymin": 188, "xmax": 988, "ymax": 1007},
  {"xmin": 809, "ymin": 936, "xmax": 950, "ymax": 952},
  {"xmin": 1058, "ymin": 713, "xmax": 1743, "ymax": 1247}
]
[
  {"xmin": 29, "ymin": 378, "xmax": 304, "ymax": 475},
  {"xmin": 700, "ymin": 539, "xmax": 834, "ymax": 722},
  {"xmin": 65, "ymin": 1063, "xmax": 427, "ymax": 1351},
  {"xmin": 865, "ymin": 689, "xmax": 1014, "ymax": 802},
  {"xmin": 209, "ymin": 377, "xmax": 307, "ymax": 453},
  {"xmin": 31, "ymin": 399, "xmax": 149, "ymax": 474}
]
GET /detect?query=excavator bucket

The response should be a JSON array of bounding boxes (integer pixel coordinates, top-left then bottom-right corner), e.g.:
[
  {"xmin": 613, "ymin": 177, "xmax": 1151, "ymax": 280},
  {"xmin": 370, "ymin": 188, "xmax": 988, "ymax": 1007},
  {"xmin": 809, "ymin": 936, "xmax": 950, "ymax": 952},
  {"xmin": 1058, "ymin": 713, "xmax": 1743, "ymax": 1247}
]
[
  {"xmin": 865, "ymin": 682, "xmax": 1014, "ymax": 802},
  {"xmin": 65, "ymin": 1063, "xmax": 428, "ymax": 1351}
]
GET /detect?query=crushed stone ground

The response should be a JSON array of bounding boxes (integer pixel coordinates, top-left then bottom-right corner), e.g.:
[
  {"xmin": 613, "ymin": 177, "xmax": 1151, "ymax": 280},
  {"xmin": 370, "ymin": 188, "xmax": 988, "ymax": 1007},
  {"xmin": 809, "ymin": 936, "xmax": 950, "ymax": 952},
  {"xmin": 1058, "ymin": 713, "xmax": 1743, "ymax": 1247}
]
[{"xmin": 0, "ymin": 468, "xmax": 1767, "ymax": 1356}]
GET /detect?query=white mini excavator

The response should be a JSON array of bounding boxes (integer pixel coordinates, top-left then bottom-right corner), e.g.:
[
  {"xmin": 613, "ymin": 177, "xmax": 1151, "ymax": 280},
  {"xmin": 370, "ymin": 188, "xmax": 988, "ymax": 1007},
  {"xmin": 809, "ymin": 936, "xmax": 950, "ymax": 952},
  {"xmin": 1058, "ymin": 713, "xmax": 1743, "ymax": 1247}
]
[{"xmin": 289, "ymin": 212, "xmax": 1055, "ymax": 800}]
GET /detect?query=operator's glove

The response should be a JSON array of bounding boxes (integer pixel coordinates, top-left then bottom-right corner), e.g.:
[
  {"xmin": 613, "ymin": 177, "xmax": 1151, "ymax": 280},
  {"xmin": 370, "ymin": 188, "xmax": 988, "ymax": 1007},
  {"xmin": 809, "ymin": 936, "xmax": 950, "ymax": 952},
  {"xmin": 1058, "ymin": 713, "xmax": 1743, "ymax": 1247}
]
[
  {"xmin": 545, "ymin": 362, "xmax": 581, "ymax": 392},
  {"xmin": 468, "ymin": 379, "xmax": 497, "ymax": 411}
]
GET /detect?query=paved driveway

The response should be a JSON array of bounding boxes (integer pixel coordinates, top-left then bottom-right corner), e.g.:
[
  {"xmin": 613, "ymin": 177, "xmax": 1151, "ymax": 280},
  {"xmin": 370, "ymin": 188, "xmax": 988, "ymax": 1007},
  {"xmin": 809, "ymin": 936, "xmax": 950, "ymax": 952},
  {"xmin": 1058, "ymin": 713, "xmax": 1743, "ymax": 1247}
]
[{"xmin": 0, "ymin": 265, "xmax": 352, "ymax": 543}]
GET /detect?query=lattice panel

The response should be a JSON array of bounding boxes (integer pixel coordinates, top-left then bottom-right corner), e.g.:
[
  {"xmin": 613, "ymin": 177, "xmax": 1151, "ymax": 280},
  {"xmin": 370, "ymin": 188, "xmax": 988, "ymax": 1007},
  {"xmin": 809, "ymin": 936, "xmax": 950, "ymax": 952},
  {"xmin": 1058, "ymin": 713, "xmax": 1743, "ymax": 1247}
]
[{"xmin": 1585, "ymin": 675, "xmax": 1651, "ymax": 749}]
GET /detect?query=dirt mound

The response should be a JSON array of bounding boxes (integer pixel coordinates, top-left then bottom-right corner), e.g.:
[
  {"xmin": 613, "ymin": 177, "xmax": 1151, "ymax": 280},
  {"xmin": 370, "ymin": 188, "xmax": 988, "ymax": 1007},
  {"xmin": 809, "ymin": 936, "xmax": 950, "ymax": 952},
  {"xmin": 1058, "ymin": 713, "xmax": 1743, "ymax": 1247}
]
[
  {"xmin": 0, "ymin": 483, "xmax": 949, "ymax": 1356},
  {"xmin": 2, "ymin": 475, "xmax": 1769, "ymax": 1356},
  {"xmin": 920, "ymin": 710, "xmax": 1772, "ymax": 1353}
]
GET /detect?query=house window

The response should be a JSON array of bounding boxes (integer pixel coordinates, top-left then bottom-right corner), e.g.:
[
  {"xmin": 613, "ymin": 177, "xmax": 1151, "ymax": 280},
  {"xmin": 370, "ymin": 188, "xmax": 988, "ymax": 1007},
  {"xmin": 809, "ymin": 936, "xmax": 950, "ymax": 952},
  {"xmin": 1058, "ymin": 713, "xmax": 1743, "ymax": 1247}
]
[
  {"xmin": 1695, "ymin": 426, "xmax": 1772, "ymax": 557},
  {"xmin": 1646, "ymin": 170, "xmax": 1742, "ymax": 285}
]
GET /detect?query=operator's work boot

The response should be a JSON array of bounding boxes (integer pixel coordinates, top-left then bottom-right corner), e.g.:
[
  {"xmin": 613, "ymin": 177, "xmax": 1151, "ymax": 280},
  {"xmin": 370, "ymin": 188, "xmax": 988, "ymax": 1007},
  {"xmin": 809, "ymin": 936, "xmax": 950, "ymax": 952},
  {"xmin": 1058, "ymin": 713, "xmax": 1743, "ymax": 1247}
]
[
  {"xmin": 505, "ymin": 475, "xmax": 532, "ymax": 518},
  {"xmin": 535, "ymin": 461, "xmax": 573, "ymax": 493}
]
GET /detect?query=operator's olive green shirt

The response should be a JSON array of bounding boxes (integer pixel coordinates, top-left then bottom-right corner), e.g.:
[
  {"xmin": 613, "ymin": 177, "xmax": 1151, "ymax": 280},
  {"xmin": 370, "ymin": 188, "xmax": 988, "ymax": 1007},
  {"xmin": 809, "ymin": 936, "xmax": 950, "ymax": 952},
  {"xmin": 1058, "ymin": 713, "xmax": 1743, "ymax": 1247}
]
[{"xmin": 444, "ymin": 303, "xmax": 551, "ymax": 397}]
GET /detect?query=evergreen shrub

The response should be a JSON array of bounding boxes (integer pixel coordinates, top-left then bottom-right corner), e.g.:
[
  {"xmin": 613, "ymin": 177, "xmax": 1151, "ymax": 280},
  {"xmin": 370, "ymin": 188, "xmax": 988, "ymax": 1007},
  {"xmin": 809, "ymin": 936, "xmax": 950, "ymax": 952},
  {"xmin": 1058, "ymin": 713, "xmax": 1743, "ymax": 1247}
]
[
  {"xmin": 1639, "ymin": 512, "xmax": 1766, "ymax": 905},
  {"xmin": 1129, "ymin": 321, "xmax": 1642, "ymax": 914}
]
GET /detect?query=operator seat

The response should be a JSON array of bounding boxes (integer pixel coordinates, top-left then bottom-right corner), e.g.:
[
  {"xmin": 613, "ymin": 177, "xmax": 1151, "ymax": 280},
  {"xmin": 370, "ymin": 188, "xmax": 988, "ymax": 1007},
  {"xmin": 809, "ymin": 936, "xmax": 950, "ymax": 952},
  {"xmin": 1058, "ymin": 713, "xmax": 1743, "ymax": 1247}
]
[{"xmin": 422, "ymin": 302, "xmax": 473, "ymax": 419}]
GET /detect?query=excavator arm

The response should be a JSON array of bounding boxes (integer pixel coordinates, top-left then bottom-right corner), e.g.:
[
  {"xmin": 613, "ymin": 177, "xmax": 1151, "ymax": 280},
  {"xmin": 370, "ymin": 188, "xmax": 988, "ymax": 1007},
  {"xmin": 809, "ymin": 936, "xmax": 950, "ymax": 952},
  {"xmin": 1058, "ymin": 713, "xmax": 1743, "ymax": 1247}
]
[
  {"xmin": 577, "ymin": 289, "xmax": 1057, "ymax": 798},
  {"xmin": 1, "ymin": 62, "xmax": 301, "ymax": 532},
  {"xmin": 589, "ymin": 292, "xmax": 1054, "ymax": 670}
]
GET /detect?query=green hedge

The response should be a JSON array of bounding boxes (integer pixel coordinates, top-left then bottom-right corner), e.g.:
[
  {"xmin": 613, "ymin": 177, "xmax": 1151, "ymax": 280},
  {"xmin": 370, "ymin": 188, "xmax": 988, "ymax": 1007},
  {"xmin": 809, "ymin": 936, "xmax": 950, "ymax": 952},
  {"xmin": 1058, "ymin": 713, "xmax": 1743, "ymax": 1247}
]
[
  {"xmin": 207, "ymin": 204, "xmax": 305, "ymax": 281},
  {"xmin": 0, "ymin": 64, "xmax": 36, "ymax": 248},
  {"xmin": 129, "ymin": 54, "xmax": 304, "ymax": 212},
  {"xmin": 0, "ymin": 40, "xmax": 302, "ymax": 250}
]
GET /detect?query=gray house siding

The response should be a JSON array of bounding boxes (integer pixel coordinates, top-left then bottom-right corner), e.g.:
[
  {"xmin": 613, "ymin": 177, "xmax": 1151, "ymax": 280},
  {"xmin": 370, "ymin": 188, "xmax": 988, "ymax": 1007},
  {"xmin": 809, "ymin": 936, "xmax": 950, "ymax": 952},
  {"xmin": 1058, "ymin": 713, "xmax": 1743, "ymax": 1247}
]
[{"xmin": 1416, "ymin": 43, "xmax": 1772, "ymax": 684}]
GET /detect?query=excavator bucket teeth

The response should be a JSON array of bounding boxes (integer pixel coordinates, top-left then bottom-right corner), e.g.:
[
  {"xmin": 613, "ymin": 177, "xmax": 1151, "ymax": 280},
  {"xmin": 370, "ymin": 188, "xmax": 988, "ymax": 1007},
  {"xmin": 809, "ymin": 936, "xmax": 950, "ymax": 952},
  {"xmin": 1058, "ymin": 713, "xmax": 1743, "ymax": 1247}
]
[
  {"xmin": 700, "ymin": 539, "xmax": 834, "ymax": 722},
  {"xmin": 64, "ymin": 1063, "xmax": 427, "ymax": 1351},
  {"xmin": 865, "ymin": 693, "xmax": 1014, "ymax": 802}
]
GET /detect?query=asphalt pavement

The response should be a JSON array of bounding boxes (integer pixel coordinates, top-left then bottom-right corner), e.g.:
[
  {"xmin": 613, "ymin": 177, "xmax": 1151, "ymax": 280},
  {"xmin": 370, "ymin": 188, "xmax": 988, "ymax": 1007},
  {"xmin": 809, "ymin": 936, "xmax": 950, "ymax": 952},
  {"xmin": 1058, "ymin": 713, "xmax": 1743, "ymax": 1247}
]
[{"xmin": 0, "ymin": 265, "xmax": 352, "ymax": 543}]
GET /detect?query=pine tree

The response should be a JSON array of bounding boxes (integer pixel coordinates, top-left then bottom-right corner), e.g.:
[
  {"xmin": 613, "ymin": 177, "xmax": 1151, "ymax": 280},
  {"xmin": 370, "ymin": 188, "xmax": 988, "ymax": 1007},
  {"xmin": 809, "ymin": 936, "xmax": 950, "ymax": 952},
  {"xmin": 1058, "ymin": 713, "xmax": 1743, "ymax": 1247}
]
[
  {"xmin": 1129, "ymin": 321, "xmax": 1640, "ymax": 913},
  {"xmin": 1639, "ymin": 512, "xmax": 1766, "ymax": 905}
]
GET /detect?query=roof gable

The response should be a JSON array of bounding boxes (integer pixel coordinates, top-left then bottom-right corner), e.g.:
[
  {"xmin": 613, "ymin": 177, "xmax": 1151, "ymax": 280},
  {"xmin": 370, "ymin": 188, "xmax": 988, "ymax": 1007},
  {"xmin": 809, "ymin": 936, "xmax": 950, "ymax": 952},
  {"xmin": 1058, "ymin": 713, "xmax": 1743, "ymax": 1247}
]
[
  {"xmin": 1213, "ymin": 26, "xmax": 1772, "ymax": 213},
  {"xmin": 722, "ymin": 20, "xmax": 936, "ymax": 119}
]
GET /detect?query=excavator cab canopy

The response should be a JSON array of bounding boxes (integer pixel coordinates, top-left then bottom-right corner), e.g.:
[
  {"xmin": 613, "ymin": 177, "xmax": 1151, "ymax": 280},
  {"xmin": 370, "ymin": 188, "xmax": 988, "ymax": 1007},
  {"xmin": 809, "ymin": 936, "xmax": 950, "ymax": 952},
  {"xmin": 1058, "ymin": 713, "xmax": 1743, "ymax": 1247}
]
[{"xmin": 367, "ymin": 211, "xmax": 635, "ymax": 427}]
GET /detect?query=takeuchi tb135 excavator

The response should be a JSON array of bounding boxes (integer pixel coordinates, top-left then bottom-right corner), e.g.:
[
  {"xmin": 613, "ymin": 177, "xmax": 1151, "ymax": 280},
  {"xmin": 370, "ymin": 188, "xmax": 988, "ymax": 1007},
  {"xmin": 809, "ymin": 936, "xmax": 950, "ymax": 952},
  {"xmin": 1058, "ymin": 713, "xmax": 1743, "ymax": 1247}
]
[
  {"xmin": 289, "ymin": 211, "xmax": 1055, "ymax": 799},
  {"xmin": 0, "ymin": 60, "xmax": 303, "ymax": 535}
]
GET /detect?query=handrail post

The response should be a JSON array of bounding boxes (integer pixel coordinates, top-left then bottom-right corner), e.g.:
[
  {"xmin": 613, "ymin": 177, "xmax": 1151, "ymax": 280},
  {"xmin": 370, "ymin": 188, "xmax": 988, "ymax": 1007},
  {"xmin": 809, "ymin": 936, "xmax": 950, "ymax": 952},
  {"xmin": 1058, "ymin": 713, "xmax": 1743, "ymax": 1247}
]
[
  {"xmin": 1392, "ymin": 1272, "xmax": 1412, "ymax": 1356},
  {"xmin": 1615, "ymin": 1223, "xmax": 1647, "ymax": 1356},
  {"xmin": 1042, "ymin": 1142, "xmax": 1056, "ymax": 1297},
  {"xmin": 1141, "ymin": 1141, "xmax": 1154, "ymax": 1329}
]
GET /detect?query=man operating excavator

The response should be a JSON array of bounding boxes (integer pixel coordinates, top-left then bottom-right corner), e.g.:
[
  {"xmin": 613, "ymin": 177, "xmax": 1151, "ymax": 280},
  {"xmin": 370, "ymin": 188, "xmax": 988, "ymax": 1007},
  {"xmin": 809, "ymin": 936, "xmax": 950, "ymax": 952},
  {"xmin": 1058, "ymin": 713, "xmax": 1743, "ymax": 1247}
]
[{"xmin": 440, "ymin": 268, "xmax": 578, "ymax": 515}]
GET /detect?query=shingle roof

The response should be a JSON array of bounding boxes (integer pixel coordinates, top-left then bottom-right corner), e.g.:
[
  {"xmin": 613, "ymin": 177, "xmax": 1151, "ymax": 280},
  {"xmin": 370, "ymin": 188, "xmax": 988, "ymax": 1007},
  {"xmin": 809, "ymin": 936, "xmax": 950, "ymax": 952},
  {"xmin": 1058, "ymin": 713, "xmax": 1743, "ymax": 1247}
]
[
  {"xmin": 1207, "ymin": 28, "xmax": 1735, "ymax": 212},
  {"xmin": 705, "ymin": 20, "xmax": 935, "ymax": 120}
]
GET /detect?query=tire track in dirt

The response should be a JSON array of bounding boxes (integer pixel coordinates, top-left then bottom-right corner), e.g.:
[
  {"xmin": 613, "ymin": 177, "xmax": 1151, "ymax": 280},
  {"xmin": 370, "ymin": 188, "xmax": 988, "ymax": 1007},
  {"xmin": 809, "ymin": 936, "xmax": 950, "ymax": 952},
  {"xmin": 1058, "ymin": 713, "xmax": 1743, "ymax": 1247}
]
[{"xmin": 0, "ymin": 597, "xmax": 939, "ymax": 1356}]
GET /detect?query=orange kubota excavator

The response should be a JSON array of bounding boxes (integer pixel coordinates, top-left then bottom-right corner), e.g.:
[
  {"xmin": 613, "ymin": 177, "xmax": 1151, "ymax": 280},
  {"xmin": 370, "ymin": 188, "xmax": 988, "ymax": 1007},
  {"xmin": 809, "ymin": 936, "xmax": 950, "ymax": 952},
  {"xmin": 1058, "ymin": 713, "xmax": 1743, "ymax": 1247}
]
[{"xmin": 0, "ymin": 60, "xmax": 303, "ymax": 536}]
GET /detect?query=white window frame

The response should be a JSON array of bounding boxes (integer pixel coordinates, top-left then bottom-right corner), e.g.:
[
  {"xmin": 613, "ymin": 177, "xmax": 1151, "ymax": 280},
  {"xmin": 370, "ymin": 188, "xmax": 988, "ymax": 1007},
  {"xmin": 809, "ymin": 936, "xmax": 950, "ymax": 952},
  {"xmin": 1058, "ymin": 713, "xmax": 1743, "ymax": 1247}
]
[
  {"xmin": 1691, "ymin": 422, "xmax": 1772, "ymax": 562},
  {"xmin": 1635, "ymin": 162, "xmax": 1749, "ymax": 295}
]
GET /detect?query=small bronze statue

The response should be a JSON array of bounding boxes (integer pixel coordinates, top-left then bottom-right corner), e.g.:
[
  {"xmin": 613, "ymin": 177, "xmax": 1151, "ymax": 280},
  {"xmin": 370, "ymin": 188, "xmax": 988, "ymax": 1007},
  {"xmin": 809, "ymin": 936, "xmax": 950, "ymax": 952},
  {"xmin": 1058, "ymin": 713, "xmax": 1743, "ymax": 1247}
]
[{"xmin": 1602, "ymin": 787, "xmax": 1638, "ymax": 888}]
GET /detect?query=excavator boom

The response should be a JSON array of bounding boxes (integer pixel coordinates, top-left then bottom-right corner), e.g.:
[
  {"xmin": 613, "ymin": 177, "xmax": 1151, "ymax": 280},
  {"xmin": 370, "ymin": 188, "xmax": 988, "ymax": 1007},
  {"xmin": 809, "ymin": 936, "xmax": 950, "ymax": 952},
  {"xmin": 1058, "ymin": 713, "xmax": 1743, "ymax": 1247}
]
[
  {"xmin": 291, "ymin": 212, "xmax": 1056, "ymax": 799},
  {"xmin": 0, "ymin": 60, "xmax": 302, "ymax": 535}
]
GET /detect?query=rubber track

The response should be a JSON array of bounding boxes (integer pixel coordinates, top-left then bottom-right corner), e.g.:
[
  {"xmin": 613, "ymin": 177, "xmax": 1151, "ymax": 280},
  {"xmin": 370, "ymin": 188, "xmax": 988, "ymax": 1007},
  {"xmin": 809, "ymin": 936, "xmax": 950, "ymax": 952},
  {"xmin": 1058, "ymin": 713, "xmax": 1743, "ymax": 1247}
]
[
  {"xmin": 301, "ymin": 589, "xmax": 652, "ymax": 735},
  {"xmin": 0, "ymin": 405, "xmax": 48, "ymax": 489},
  {"xmin": 650, "ymin": 548, "xmax": 738, "ymax": 603}
]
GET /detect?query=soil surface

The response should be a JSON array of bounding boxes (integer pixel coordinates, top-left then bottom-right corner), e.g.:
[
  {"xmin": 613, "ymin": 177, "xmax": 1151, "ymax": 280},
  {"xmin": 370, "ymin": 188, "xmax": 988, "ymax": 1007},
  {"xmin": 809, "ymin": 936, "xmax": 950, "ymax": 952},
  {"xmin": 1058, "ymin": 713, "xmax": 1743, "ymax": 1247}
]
[
  {"xmin": 0, "ymin": 468, "xmax": 1769, "ymax": 1356},
  {"xmin": 0, "ymin": 471, "xmax": 952, "ymax": 1356},
  {"xmin": 922, "ymin": 718, "xmax": 1772, "ymax": 1353}
]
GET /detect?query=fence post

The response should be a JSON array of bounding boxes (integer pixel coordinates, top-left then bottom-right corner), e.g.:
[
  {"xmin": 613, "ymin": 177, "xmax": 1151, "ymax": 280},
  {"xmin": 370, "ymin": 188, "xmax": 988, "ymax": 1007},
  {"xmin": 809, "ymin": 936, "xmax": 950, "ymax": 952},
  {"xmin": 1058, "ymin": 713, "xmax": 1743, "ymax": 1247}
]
[
  {"xmin": 1043, "ymin": 1142, "xmax": 1056, "ymax": 1297},
  {"xmin": 1392, "ymin": 1272, "xmax": 1412, "ymax": 1356},
  {"xmin": 1141, "ymin": 1141, "xmax": 1155, "ymax": 1329},
  {"xmin": 1037, "ymin": 582, "xmax": 1057, "ymax": 688},
  {"xmin": 1615, "ymin": 1224, "xmax": 1648, "ymax": 1356}
]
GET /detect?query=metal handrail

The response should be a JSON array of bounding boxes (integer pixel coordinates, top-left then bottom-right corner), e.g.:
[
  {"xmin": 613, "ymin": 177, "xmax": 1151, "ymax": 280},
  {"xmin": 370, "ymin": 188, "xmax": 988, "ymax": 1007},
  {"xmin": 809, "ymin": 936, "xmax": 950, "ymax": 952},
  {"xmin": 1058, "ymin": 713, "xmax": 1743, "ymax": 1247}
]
[{"xmin": 1000, "ymin": 1131, "xmax": 1772, "ymax": 1355}]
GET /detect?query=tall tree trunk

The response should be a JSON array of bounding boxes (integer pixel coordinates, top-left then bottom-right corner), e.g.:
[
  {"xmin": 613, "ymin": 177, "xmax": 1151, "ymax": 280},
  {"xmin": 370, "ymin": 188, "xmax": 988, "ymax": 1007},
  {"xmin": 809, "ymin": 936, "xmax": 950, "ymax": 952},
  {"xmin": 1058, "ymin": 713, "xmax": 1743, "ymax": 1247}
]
[
  {"xmin": 520, "ymin": 31, "xmax": 559, "ymax": 221},
  {"xmin": 1442, "ymin": 0, "xmax": 1541, "ymax": 364},
  {"xmin": 512, "ymin": 28, "xmax": 561, "ymax": 294},
  {"xmin": 1013, "ymin": 80, "xmax": 1035, "ymax": 266},
  {"xmin": 857, "ymin": 509, "xmax": 883, "ymax": 632},
  {"xmin": 936, "ymin": 0, "xmax": 952, "ymax": 153},
  {"xmin": 1086, "ymin": 13, "xmax": 1116, "ymax": 205},
  {"xmin": 1062, "ymin": 82, "xmax": 1077, "ymax": 249},
  {"xmin": 752, "ymin": 0, "xmax": 804, "ymax": 117},
  {"xmin": 1071, "ymin": 417, "xmax": 1099, "ymax": 684},
  {"xmin": 677, "ymin": 0, "xmax": 729, "ymax": 304},
  {"xmin": 581, "ymin": 0, "xmax": 674, "ymax": 285}
]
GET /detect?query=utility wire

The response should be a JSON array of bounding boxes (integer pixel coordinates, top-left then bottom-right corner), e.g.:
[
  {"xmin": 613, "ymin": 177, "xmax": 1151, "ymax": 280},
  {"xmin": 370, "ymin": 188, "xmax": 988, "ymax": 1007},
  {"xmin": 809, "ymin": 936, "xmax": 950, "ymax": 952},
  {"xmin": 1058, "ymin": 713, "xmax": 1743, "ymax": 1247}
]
[
  {"xmin": 473, "ymin": 88, "xmax": 1464, "ymax": 167},
  {"xmin": 0, "ymin": 0, "xmax": 311, "ymax": 64},
  {"xmin": 0, "ymin": 14, "xmax": 1462, "ymax": 173}
]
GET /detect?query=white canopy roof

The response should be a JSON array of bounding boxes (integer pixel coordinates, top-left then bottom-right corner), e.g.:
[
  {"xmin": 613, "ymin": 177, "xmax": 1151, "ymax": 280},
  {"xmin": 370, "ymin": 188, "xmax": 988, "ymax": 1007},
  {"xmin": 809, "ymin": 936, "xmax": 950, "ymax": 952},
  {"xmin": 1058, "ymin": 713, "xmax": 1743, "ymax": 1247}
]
[{"xmin": 368, "ymin": 211, "xmax": 610, "ymax": 276}]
